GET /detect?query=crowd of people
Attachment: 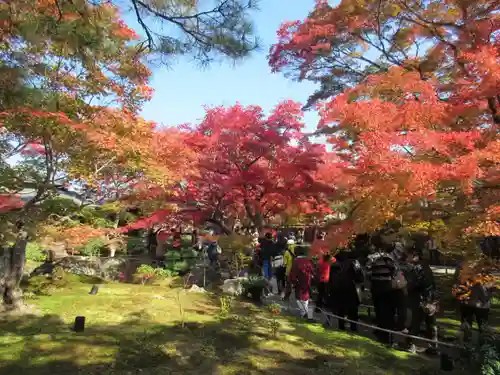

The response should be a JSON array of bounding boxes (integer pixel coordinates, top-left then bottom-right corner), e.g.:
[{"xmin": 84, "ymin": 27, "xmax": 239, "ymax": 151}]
[
  {"xmin": 252, "ymin": 230, "xmax": 498, "ymax": 354},
  {"xmin": 149, "ymin": 225, "xmax": 497, "ymax": 354}
]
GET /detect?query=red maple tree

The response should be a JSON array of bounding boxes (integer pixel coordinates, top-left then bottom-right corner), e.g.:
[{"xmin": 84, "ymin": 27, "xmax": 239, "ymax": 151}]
[
  {"xmin": 183, "ymin": 101, "xmax": 333, "ymax": 232},
  {"xmin": 270, "ymin": 0, "xmax": 500, "ymax": 248},
  {"xmin": 125, "ymin": 101, "xmax": 333, "ymax": 233}
]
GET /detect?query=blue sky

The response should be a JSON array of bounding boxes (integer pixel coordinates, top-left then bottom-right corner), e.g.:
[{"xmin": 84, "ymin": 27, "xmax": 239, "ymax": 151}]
[{"xmin": 134, "ymin": 1, "xmax": 320, "ymax": 132}]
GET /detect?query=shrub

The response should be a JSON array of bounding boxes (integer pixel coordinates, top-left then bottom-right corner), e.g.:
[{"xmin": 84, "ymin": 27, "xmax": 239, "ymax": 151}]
[
  {"xmin": 242, "ymin": 276, "xmax": 267, "ymax": 289},
  {"xmin": 91, "ymin": 217, "xmax": 115, "ymax": 229},
  {"xmin": 180, "ymin": 235, "xmax": 192, "ymax": 248},
  {"xmin": 217, "ymin": 234, "xmax": 253, "ymax": 275},
  {"xmin": 28, "ymin": 266, "xmax": 70, "ymax": 295},
  {"xmin": 25, "ymin": 242, "xmax": 46, "ymax": 262},
  {"xmin": 154, "ymin": 268, "xmax": 177, "ymax": 278},
  {"xmin": 135, "ymin": 264, "xmax": 155, "ymax": 274},
  {"xmin": 165, "ymin": 251, "xmax": 181, "ymax": 261},
  {"xmin": 78, "ymin": 237, "xmax": 107, "ymax": 257},
  {"xmin": 180, "ymin": 248, "xmax": 198, "ymax": 259},
  {"xmin": 465, "ymin": 329, "xmax": 500, "ymax": 375},
  {"xmin": 268, "ymin": 319, "xmax": 281, "ymax": 337},
  {"xmin": 127, "ymin": 236, "xmax": 145, "ymax": 254},
  {"xmin": 171, "ymin": 260, "xmax": 190, "ymax": 273},
  {"xmin": 77, "ymin": 206, "xmax": 115, "ymax": 228},
  {"xmin": 220, "ymin": 295, "xmax": 233, "ymax": 316},
  {"xmin": 135, "ymin": 264, "xmax": 155, "ymax": 285},
  {"xmin": 268, "ymin": 303, "xmax": 281, "ymax": 316},
  {"xmin": 267, "ymin": 303, "xmax": 281, "ymax": 337},
  {"xmin": 134, "ymin": 264, "xmax": 178, "ymax": 284},
  {"xmin": 39, "ymin": 197, "xmax": 79, "ymax": 217}
]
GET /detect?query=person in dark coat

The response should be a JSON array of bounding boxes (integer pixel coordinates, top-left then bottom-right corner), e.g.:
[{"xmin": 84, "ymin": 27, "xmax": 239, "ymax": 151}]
[
  {"xmin": 366, "ymin": 242, "xmax": 408, "ymax": 345},
  {"xmin": 206, "ymin": 240, "xmax": 220, "ymax": 268},
  {"xmin": 273, "ymin": 244, "xmax": 287, "ymax": 295},
  {"xmin": 333, "ymin": 255, "xmax": 365, "ymax": 332},
  {"xmin": 326, "ymin": 252, "xmax": 344, "ymax": 314},
  {"xmin": 276, "ymin": 230, "xmax": 288, "ymax": 252},
  {"xmin": 259, "ymin": 232, "xmax": 276, "ymax": 280},
  {"xmin": 404, "ymin": 247, "xmax": 439, "ymax": 354}
]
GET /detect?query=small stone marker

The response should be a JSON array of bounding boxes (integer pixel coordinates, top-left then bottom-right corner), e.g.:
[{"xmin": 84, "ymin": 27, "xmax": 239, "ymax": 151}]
[
  {"xmin": 440, "ymin": 353, "xmax": 453, "ymax": 371},
  {"xmin": 73, "ymin": 316, "xmax": 85, "ymax": 332},
  {"xmin": 188, "ymin": 285, "xmax": 206, "ymax": 293},
  {"xmin": 89, "ymin": 285, "xmax": 99, "ymax": 295}
]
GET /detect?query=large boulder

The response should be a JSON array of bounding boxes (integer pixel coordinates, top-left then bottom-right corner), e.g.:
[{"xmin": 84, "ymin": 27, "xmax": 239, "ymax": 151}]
[
  {"xmin": 47, "ymin": 256, "xmax": 130, "ymax": 280},
  {"xmin": 220, "ymin": 277, "xmax": 246, "ymax": 296},
  {"xmin": 45, "ymin": 242, "xmax": 68, "ymax": 260}
]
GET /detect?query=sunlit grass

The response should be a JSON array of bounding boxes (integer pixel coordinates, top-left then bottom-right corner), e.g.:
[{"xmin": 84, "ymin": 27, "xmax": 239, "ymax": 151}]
[{"xmin": 0, "ymin": 275, "xmax": 453, "ymax": 375}]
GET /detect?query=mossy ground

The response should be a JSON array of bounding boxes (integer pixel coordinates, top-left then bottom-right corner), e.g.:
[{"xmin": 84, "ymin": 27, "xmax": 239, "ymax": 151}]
[{"xmin": 0, "ymin": 273, "xmax": 459, "ymax": 375}]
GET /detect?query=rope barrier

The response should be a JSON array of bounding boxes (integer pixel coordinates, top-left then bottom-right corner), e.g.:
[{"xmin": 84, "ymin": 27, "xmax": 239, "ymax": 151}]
[
  {"xmin": 269, "ymin": 298, "xmax": 464, "ymax": 350},
  {"xmin": 315, "ymin": 306, "xmax": 464, "ymax": 349}
]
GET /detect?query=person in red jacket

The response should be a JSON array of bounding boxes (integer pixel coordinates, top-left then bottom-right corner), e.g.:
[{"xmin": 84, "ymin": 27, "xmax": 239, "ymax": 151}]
[
  {"xmin": 288, "ymin": 246, "xmax": 315, "ymax": 319},
  {"xmin": 316, "ymin": 253, "xmax": 335, "ymax": 310}
]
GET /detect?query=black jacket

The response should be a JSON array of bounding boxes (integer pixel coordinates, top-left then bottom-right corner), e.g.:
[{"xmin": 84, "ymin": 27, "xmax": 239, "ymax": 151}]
[
  {"xmin": 328, "ymin": 259, "xmax": 365, "ymax": 306},
  {"xmin": 405, "ymin": 262, "xmax": 436, "ymax": 304},
  {"xmin": 259, "ymin": 238, "xmax": 276, "ymax": 261}
]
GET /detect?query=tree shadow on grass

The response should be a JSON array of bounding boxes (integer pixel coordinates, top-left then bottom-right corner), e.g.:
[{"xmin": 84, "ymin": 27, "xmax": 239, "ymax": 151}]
[
  {"xmin": 285, "ymin": 320, "xmax": 433, "ymax": 372},
  {"xmin": 0, "ymin": 301, "xmax": 455, "ymax": 375},
  {"xmin": 0, "ymin": 310, "xmax": 261, "ymax": 375}
]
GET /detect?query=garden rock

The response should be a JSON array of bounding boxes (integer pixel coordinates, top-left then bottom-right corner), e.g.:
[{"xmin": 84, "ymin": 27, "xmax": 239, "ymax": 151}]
[
  {"xmin": 188, "ymin": 285, "xmax": 206, "ymax": 293},
  {"xmin": 220, "ymin": 278, "xmax": 245, "ymax": 296},
  {"xmin": 50, "ymin": 256, "xmax": 130, "ymax": 280},
  {"xmin": 30, "ymin": 261, "xmax": 54, "ymax": 277},
  {"xmin": 43, "ymin": 241, "xmax": 68, "ymax": 259}
]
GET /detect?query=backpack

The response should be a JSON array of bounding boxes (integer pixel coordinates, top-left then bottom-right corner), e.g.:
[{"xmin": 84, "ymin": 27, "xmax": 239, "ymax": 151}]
[{"xmin": 370, "ymin": 253, "xmax": 407, "ymax": 290}]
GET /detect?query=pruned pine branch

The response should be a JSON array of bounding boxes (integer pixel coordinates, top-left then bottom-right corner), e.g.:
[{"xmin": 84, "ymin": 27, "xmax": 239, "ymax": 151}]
[{"xmin": 129, "ymin": 0, "xmax": 260, "ymax": 64}]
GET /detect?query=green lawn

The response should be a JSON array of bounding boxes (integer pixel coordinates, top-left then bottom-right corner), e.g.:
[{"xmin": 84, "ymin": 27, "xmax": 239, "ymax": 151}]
[{"xmin": 0, "ymin": 274, "xmax": 450, "ymax": 375}]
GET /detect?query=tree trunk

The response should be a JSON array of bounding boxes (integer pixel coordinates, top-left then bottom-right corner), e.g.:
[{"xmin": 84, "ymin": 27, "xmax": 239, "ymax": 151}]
[
  {"xmin": 192, "ymin": 229, "xmax": 198, "ymax": 246},
  {"xmin": 253, "ymin": 214, "xmax": 264, "ymax": 231},
  {"xmin": 0, "ymin": 230, "xmax": 28, "ymax": 310},
  {"xmin": 243, "ymin": 199, "xmax": 264, "ymax": 231},
  {"xmin": 113, "ymin": 208, "xmax": 125, "ymax": 229},
  {"xmin": 312, "ymin": 225, "xmax": 319, "ymax": 242},
  {"xmin": 206, "ymin": 218, "xmax": 232, "ymax": 235},
  {"xmin": 146, "ymin": 228, "xmax": 155, "ymax": 255}
]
